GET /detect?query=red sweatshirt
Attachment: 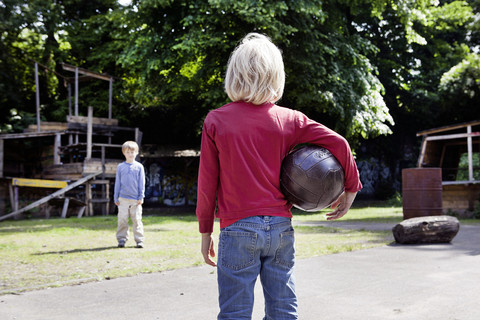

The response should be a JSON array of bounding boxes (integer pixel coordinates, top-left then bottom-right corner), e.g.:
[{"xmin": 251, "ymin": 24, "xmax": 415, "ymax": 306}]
[{"xmin": 196, "ymin": 101, "xmax": 362, "ymax": 233}]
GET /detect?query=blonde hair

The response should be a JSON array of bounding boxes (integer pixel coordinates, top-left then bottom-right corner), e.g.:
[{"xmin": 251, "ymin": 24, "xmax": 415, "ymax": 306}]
[
  {"xmin": 225, "ymin": 33, "xmax": 285, "ymax": 105},
  {"xmin": 122, "ymin": 141, "xmax": 139, "ymax": 153}
]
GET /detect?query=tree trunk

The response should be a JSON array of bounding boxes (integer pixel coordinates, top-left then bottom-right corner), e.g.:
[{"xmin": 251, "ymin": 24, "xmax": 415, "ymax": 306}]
[{"xmin": 392, "ymin": 216, "xmax": 460, "ymax": 244}]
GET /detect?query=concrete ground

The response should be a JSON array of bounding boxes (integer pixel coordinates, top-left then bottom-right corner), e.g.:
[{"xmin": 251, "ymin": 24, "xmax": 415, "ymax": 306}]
[{"xmin": 1, "ymin": 221, "xmax": 479, "ymax": 320}]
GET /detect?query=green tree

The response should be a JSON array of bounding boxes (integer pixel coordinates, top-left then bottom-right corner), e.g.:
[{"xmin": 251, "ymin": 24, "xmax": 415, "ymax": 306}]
[
  {"xmin": 117, "ymin": 0, "xmax": 466, "ymax": 145},
  {"xmin": 439, "ymin": 52, "xmax": 480, "ymax": 123},
  {"xmin": 355, "ymin": 0, "xmax": 477, "ymax": 168},
  {"xmin": 117, "ymin": 0, "xmax": 411, "ymax": 143}
]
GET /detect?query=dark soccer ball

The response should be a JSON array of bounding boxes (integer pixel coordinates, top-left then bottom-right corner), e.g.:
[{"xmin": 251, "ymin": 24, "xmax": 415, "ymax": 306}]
[{"xmin": 280, "ymin": 145, "xmax": 345, "ymax": 211}]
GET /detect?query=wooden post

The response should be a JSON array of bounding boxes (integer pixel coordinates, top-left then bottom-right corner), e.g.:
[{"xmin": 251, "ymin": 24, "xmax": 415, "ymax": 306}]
[
  {"xmin": 61, "ymin": 197, "xmax": 70, "ymax": 218},
  {"xmin": 86, "ymin": 106, "xmax": 93, "ymax": 160},
  {"xmin": 86, "ymin": 181, "xmax": 93, "ymax": 216},
  {"xmin": 45, "ymin": 205, "xmax": 51, "ymax": 219},
  {"xmin": 108, "ymin": 78, "xmax": 113, "ymax": 145},
  {"xmin": 68, "ymin": 82, "xmax": 72, "ymax": 116},
  {"xmin": 54, "ymin": 133, "xmax": 61, "ymax": 165},
  {"xmin": 13, "ymin": 186, "xmax": 19, "ymax": 213},
  {"xmin": 101, "ymin": 145, "xmax": 108, "ymax": 216},
  {"xmin": 101, "ymin": 145, "xmax": 106, "ymax": 179},
  {"xmin": 74, "ymin": 67, "xmax": 79, "ymax": 116},
  {"xmin": 101, "ymin": 145, "xmax": 106, "ymax": 215},
  {"xmin": 35, "ymin": 62, "xmax": 41, "ymax": 133},
  {"xmin": 74, "ymin": 67, "xmax": 79, "ymax": 144},
  {"xmin": 105, "ymin": 182, "xmax": 110, "ymax": 215},
  {"xmin": 108, "ymin": 78, "xmax": 113, "ymax": 120},
  {"xmin": 77, "ymin": 206, "xmax": 86, "ymax": 218},
  {"xmin": 0, "ymin": 138, "xmax": 3, "ymax": 178},
  {"xmin": 8, "ymin": 183, "xmax": 15, "ymax": 212},
  {"xmin": 467, "ymin": 125, "xmax": 473, "ymax": 181},
  {"xmin": 135, "ymin": 128, "xmax": 140, "ymax": 161},
  {"xmin": 417, "ymin": 136, "xmax": 427, "ymax": 167}
]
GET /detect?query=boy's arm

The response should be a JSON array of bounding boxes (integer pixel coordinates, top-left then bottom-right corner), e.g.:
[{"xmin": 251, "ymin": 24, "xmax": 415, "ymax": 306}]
[
  {"xmin": 295, "ymin": 112, "xmax": 362, "ymax": 193},
  {"xmin": 114, "ymin": 164, "xmax": 121, "ymax": 205},
  {"xmin": 196, "ymin": 121, "xmax": 220, "ymax": 234},
  {"xmin": 138, "ymin": 164, "xmax": 146, "ymax": 204}
]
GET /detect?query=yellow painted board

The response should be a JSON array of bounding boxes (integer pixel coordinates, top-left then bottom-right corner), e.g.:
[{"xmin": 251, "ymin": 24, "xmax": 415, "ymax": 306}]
[{"xmin": 12, "ymin": 178, "xmax": 68, "ymax": 189}]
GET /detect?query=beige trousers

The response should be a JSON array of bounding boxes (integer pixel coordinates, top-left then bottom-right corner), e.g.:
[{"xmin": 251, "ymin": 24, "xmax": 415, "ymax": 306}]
[{"xmin": 116, "ymin": 197, "xmax": 145, "ymax": 244}]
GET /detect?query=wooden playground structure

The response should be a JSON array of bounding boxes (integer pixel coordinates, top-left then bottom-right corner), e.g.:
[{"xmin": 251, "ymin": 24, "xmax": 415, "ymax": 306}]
[
  {"xmin": 416, "ymin": 120, "xmax": 480, "ymax": 215},
  {"xmin": 0, "ymin": 63, "xmax": 141, "ymax": 221}
]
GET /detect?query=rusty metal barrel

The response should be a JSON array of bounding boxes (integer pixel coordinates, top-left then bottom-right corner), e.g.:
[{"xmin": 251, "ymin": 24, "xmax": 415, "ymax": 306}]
[{"xmin": 402, "ymin": 168, "xmax": 443, "ymax": 220}]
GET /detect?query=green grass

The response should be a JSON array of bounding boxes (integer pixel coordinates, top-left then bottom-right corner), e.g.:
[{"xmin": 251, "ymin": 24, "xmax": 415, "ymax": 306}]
[
  {"xmin": 2, "ymin": 203, "xmax": 474, "ymax": 295},
  {"xmin": 0, "ymin": 214, "xmax": 205, "ymax": 294},
  {"xmin": 293, "ymin": 204, "xmax": 405, "ymax": 223}
]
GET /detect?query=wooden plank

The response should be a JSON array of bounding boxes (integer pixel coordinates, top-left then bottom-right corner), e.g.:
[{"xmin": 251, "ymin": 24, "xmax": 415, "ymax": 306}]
[
  {"xmin": 64, "ymin": 75, "xmax": 97, "ymax": 83},
  {"xmin": 0, "ymin": 131, "xmax": 65, "ymax": 140},
  {"xmin": 67, "ymin": 123, "xmax": 135, "ymax": 133},
  {"xmin": 12, "ymin": 178, "xmax": 68, "ymax": 189},
  {"xmin": 91, "ymin": 180, "xmax": 110, "ymax": 184},
  {"xmin": 417, "ymin": 120, "xmax": 480, "ymax": 136},
  {"xmin": 67, "ymin": 115, "xmax": 118, "ymax": 126},
  {"xmin": 443, "ymin": 184, "xmax": 480, "ymax": 213},
  {"xmin": 26, "ymin": 122, "xmax": 68, "ymax": 132},
  {"xmin": 424, "ymin": 132, "xmax": 480, "ymax": 141},
  {"xmin": 0, "ymin": 171, "xmax": 102, "ymax": 221},
  {"xmin": 61, "ymin": 63, "xmax": 113, "ymax": 82}
]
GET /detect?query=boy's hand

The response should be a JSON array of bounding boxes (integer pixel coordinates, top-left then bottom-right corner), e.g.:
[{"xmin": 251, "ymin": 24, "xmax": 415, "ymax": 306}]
[
  {"xmin": 326, "ymin": 191, "xmax": 357, "ymax": 220},
  {"xmin": 115, "ymin": 202, "xmax": 119, "ymax": 206},
  {"xmin": 136, "ymin": 199, "xmax": 143, "ymax": 205},
  {"xmin": 201, "ymin": 233, "xmax": 217, "ymax": 267}
]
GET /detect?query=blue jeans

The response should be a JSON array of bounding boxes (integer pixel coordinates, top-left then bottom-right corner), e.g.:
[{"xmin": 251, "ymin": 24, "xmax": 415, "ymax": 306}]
[{"xmin": 217, "ymin": 216, "xmax": 298, "ymax": 320}]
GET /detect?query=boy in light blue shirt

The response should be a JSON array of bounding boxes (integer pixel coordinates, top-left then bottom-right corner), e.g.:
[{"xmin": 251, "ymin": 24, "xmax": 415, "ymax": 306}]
[{"xmin": 114, "ymin": 141, "xmax": 146, "ymax": 248}]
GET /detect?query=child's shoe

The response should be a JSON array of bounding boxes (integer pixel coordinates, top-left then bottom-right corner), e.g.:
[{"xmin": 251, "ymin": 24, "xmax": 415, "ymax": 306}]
[
  {"xmin": 118, "ymin": 241, "xmax": 125, "ymax": 248},
  {"xmin": 136, "ymin": 242, "xmax": 144, "ymax": 248}
]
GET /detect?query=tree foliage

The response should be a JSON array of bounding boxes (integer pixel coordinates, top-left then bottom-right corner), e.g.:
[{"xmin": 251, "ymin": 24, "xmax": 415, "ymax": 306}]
[
  {"xmin": 118, "ymin": 0, "xmax": 398, "ymax": 140},
  {"xmin": 1, "ymin": 0, "xmax": 479, "ymax": 150}
]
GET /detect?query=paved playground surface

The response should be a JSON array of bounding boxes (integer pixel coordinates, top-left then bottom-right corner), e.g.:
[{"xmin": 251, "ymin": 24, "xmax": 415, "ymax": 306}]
[{"xmin": 1, "ymin": 221, "xmax": 479, "ymax": 320}]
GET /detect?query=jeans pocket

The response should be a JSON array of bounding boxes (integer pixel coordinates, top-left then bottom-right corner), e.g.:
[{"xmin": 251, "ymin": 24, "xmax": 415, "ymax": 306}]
[
  {"xmin": 219, "ymin": 230, "xmax": 257, "ymax": 271},
  {"xmin": 275, "ymin": 230, "xmax": 295, "ymax": 268}
]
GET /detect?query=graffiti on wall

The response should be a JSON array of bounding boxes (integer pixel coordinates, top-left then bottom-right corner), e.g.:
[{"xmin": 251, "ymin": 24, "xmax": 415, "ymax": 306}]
[{"xmin": 142, "ymin": 159, "xmax": 197, "ymax": 206}]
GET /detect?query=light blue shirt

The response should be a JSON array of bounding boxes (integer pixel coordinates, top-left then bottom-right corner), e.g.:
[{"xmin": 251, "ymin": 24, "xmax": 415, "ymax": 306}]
[{"xmin": 114, "ymin": 161, "xmax": 145, "ymax": 203}]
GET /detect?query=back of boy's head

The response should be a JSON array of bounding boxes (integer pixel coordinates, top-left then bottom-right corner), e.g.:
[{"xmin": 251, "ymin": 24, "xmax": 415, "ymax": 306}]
[
  {"xmin": 122, "ymin": 141, "xmax": 139, "ymax": 153},
  {"xmin": 225, "ymin": 33, "xmax": 285, "ymax": 105}
]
